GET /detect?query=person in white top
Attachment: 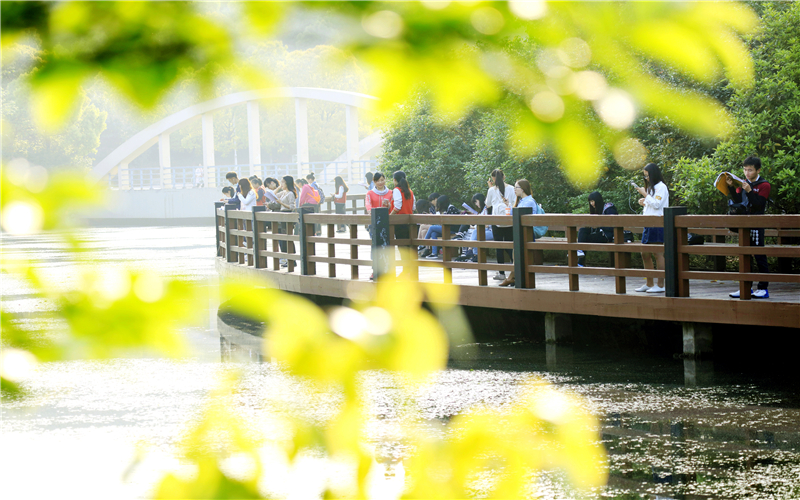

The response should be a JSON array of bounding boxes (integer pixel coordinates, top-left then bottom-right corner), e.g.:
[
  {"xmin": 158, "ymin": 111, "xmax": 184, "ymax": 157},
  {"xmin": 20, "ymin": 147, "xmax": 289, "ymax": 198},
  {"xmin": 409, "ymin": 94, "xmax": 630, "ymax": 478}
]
[
  {"xmin": 634, "ymin": 163, "xmax": 669, "ymax": 293},
  {"xmin": 237, "ymin": 178, "xmax": 257, "ymax": 211},
  {"xmin": 485, "ymin": 169, "xmax": 517, "ymax": 281}
]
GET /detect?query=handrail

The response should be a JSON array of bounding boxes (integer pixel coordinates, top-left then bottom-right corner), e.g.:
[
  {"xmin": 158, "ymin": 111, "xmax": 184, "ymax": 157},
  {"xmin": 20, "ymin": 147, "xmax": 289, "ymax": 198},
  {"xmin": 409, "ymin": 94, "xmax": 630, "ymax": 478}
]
[{"xmin": 215, "ymin": 203, "xmax": 799, "ymax": 301}]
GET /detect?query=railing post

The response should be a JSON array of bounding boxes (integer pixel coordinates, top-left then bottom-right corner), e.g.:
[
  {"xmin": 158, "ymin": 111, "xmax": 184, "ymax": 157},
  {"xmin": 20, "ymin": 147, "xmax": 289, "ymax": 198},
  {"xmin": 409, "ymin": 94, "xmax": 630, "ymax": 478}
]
[
  {"xmin": 664, "ymin": 206, "xmax": 688, "ymax": 297},
  {"xmin": 252, "ymin": 206, "xmax": 266, "ymax": 269},
  {"xmin": 298, "ymin": 206, "xmax": 315, "ymax": 276},
  {"xmin": 214, "ymin": 201, "xmax": 224, "ymax": 257},
  {"xmin": 513, "ymin": 207, "xmax": 532, "ymax": 289},
  {"xmin": 371, "ymin": 207, "xmax": 390, "ymax": 280},
  {"xmin": 224, "ymin": 204, "xmax": 235, "ymax": 263}
]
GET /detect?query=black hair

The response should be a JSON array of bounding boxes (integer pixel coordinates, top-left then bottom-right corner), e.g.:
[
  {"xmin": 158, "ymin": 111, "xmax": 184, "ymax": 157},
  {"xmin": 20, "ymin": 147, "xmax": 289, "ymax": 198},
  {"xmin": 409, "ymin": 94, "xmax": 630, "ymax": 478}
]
[
  {"xmin": 492, "ymin": 169, "xmax": 506, "ymax": 198},
  {"xmin": 335, "ymin": 175, "xmax": 349, "ymax": 194},
  {"xmin": 643, "ymin": 163, "xmax": 666, "ymax": 196},
  {"xmin": 222, "ymin": 186, "xmax": 234, "ymax": 197},
  {"xmin": 435, "ymin": 195, "xmax": 450, "ymax": 213},
  {"xmin": 743, "ymin": 156, "xmax": 762, "ymax": 170},
  {"xmin": 251, "ymin": 177, "xmax": 263, "ymax": 187},
  {"xmin": 365, "ymin": 172, "xmax": 373, "ymax": 183},
  {"xmin": 264, "ymin": 177, "xmax": 278, "ymax": 187},
  {"xmin": 393, "ymin": 171, "xmax": 412, "ymax": 200},
  {"xmin": 372, "ymin": 172, "xmax": 384, "ymax": 183},
  {"xmin": 226, "ymin": 171, "xmax": 238, "ymax": 180},
  {"xmin": 283, "ymin": 175, "xmax": 297, "ymax": 196},
  {"xmin": 588, "ymin": 191, "xmax": 605, "ymax": 215},
  {"xmin": 415, "ymin": 199, "xmax": 431, "ymax": 214},
  {"xmin": 427, "ymin": 192, "xmax": 440, "ymax": 202},
  {"xmin": 471, "ymin": 193, "xmax": 486, "ymax": 210},
  {"xmin": 306, "ymin": 172, "xmax": 315, "ymax": 181}
]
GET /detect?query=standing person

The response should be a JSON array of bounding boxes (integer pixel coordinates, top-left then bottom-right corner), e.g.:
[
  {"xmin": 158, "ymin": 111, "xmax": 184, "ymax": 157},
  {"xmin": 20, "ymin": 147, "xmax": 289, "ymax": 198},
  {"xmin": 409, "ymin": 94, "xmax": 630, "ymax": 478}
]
[
  {"xmin": 221, "ymin": 186, "xmax": 239, "ymax": 209},
  {"xmin": 251, "ymin": 178, "xmax": 267, "ymax": 207},
  {"xmin": 365, "ymin": 172, "xmax": 393, "ymax": 214},
  {"xmin": 297, "ymin": 178, "xmax": 321, "ymax": 209},
  {"xmin": 498, "ymin": 179, "xmax": 537, "ymax": 286},
  {"xmin": 390, "ymin": 171, "xmax": 415, "ymax": 242},
  {"xmin": 577, "ymin": 191, "xmax": 619, "ymax": 267},
  {"xmin": 633, "ymin": 163, "xmax": 669, "ymax": 293},
  {"xmin": 226, "ymin": 171, "xmax": 240, "ymax": 194},
  {"xmin": 726, "ymin": 156, "xmax": 771, "ymax": 298},
  {"xmin": 306, "ymin": 173, "xmax": 324, "ymax": 235},
  {"xmin": 194, "ymin": 164, "xmax": 205, "ymax": 188},
  {"xmin": 365, "ymin": 172, "xmax": 394, "ymax": 280},
  {"xmin": 363, "ymin": 172, "xmax": 374, "ymax": 191},
  {"xmin": 276, "ymin": 176, "xmax": 297, "ymax": 268},
  {"xmin": 333, "ymin": 176, "xmax": 349, "ymax": 233},
  {"xmin": 485, "ymin": 169, "xmax": 517, "ymax": 281},
  {"xmin": 237, "ymin": 178, "xmax": 257, "ymax": 211}
]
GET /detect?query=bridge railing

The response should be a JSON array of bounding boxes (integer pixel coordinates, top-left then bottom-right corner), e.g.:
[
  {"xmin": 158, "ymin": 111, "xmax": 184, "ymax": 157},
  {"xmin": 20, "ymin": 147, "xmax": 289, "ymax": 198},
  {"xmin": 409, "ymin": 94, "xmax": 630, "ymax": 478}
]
[{"xmin": 215, "ymin": 203, "xmax": 799, "ymax": 300}]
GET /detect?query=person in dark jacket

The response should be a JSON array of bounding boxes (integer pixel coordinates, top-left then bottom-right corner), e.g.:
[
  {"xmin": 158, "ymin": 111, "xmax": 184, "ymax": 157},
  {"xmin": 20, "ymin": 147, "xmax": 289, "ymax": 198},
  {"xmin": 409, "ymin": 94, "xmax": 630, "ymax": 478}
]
[
  {"xmin": 577, "ymin": 191, "xmax": 618, "ymax": 267},
  {"xmin": 726, "ymin": 156, "xmax": 771, "ymax": 298}
]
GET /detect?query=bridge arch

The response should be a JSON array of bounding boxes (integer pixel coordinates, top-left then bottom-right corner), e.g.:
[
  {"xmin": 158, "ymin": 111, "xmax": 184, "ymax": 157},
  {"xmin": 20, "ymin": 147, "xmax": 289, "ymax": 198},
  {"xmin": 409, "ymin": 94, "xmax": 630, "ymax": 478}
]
[{"xmin": 91, "ymin": 87, "xmax": 380, "ymax": 187}]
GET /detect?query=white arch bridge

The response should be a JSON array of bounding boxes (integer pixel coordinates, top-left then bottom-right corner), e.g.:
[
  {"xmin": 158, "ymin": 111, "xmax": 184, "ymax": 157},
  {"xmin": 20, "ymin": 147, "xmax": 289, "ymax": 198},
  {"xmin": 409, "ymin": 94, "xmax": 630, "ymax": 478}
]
[{"xmin": 90, "ymin": 87, "xmax": 383, "ymax": 221}]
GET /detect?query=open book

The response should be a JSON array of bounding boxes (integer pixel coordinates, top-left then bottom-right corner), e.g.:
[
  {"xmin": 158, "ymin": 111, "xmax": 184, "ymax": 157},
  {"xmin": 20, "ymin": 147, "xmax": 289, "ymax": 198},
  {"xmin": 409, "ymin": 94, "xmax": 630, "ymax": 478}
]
[
  {"xmin": 713, "ymin": 172, "xmax": 746, "ymax": 197},
  {"xmin": 264, "ymin": 189, "xmax": 279, "ymax": 202},
  {"xmin": 462, "ymin": 202, "xmax": 478, "ymax": 215}
]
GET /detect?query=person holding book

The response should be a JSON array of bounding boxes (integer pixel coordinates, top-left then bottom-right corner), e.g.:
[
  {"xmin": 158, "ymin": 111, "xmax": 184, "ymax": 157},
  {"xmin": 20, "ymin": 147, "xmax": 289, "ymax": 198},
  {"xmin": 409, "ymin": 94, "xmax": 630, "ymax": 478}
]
[{"xmin": 725, "ymin": 156, "xmax": 771, "ymax": 298}]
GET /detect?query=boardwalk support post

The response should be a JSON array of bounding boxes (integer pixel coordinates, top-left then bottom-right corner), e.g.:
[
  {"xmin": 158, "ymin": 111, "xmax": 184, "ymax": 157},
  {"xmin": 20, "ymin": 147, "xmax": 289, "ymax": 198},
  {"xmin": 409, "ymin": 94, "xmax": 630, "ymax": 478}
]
[
  {"xmin": 513, "ymin": 206, "xmax": 532, "ymax": 289},
  {"xmin": 214, "ymin": 201, "xmax": 224, "ymax": 257},
  {"xmin": 664, "ymin": 206, "xmax": 688, "ymax": 297},
  {"xmin": 371, "ymin": 207, "xmax": 390, "ymax": 280},
  {"xmin": 682, "ymin": 322, "xmax": 714, "ymax": 386},
  {"xmin": 251, "ymin": 206, "xmax": 266, "ymax": 269},
  {"xmin": 545, "ymin": 312, "xmax": 572, "ymax": 344},
  {"xmin": 298, "ymin": 206, "xmax": 315, "ymax": 276},
  {"xmin": 224, "ymin": 204, "xmax": 235, "ymax": 263}
]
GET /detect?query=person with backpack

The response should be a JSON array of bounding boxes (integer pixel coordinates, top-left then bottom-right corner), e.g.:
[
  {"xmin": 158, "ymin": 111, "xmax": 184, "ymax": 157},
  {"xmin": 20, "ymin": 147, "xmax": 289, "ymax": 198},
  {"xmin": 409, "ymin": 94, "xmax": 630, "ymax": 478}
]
[
  {"xmin": 725, "ymin": 156, "xmax": 771, "ymax": 298},
  {"xmin": 577, "ymin": 191, "xmax": 618, "ymax": 267},
  {"xmin": 485, "ymin": 169, "xmax": 517, "ymax": 282},
  {"xmin": 306, "ymin": 173, "xmax": 324, "ymax": 236}
]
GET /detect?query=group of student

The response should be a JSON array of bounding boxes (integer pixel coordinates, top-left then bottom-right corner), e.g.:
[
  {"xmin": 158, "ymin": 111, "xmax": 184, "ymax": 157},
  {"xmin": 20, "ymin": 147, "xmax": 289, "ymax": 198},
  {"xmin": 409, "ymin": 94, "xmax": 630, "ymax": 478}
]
[{"xmin": 224, "ymin": 155, "xmax": 772, "ymax": 298}]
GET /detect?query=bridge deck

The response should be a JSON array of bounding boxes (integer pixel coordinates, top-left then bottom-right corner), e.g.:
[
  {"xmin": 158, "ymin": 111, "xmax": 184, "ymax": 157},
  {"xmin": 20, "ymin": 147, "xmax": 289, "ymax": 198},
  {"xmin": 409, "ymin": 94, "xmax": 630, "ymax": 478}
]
[{"xmin": 216, "ymin": 225, "xmax": 800, "ymax": 329}]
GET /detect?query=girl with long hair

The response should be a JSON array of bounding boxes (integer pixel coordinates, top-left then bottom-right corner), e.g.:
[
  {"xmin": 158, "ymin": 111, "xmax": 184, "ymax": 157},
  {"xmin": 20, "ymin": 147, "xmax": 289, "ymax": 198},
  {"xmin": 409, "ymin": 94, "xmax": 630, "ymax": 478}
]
[
  {"xmin": 634, "ymin": 163, "xmax": 669, "ymax": 292},
  {"xmin": 390, "ymin": 171, "xmax": 415, "ymax": 241},
  {"xmin": 485, "ymin": 169, "xmax": 517, "ymax": 281},
  {"xmin": 576, "ymin": 191, "xmax": 619, "ymax": 267},
  {"xmin": 333, "ymin": 176, "xmax": 349, "ymax": 232},
  {"xmin": 237, "ymin": 178, "xmax": 257, "ymax": 211},
  {"xmin": 276, "ymin": 175, "xmax": 298, "ymax": 267}
]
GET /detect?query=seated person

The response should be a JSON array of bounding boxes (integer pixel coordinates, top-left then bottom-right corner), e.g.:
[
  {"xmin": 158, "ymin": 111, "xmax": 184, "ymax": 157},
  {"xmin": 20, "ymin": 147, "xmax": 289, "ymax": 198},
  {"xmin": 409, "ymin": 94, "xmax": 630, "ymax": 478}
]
[
  {"xmin": 577, "ymin": 191, "xmax": 618, "ymax": 267},
  {"xmin": 455, "ymin": 193, "xmax": 494, "ymax": 262},
  {"xmin": 424, "ymin": 195, "xmax": 460, "ymax": 259},
  {"xmin": 221, "ymin": 186, "xmax": 240, "ymax": 209},
  {"xmin": 417, "ymin": 193, "xmax": 440, "ymax": 257}
]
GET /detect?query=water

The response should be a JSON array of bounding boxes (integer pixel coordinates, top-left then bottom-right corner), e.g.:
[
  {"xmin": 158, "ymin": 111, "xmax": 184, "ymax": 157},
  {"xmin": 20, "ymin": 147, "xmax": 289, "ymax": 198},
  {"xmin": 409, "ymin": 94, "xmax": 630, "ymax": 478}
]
[{"xmin": 2, "ymin": 227, "xmax": 799, "ymax": 499}]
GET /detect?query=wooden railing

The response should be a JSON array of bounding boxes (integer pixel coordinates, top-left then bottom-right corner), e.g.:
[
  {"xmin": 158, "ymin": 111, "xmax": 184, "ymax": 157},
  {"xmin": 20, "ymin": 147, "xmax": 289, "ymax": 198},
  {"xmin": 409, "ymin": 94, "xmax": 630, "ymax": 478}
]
[{"xmin": 215, "ymin": 202, "xmax": 800, "ymax": 300}]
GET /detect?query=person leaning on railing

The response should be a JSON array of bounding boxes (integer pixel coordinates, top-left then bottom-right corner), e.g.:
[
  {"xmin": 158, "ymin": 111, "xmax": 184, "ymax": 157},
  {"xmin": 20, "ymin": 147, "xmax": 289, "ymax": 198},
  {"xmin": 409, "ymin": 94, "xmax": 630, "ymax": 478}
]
[
  {"xmin": 577, "ymin": 191, "xmax": 618, "ymax": 267},
  {"xmin": 725, "ymin": 156, "xmax": 771, "ymax": 299},
  {"xmin": 633, "ymin": 163, "xmax": 669, "ymax": 293},
  {"xmin": 220, "ymin": 186, "xmax": 240, "ymax": 209}
]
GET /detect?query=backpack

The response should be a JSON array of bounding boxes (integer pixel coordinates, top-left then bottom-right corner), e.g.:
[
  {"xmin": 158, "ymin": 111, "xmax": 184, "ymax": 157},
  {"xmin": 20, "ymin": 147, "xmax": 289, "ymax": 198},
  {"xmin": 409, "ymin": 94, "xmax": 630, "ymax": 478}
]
[
  {"xmin": 312, "ymin": 182, "xmax": 324, "ymax": 205},
  {"xmin": 532, "ymin": 203, "xmax": 548, "ymax": 238}
]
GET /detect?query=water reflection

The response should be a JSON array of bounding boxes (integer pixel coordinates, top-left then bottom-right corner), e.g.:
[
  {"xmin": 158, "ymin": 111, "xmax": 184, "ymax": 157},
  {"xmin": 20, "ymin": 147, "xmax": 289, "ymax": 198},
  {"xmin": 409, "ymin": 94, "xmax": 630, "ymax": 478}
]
[{"xmin": 216, "ymin": 313, "xmax": 800, "ymax": 500}]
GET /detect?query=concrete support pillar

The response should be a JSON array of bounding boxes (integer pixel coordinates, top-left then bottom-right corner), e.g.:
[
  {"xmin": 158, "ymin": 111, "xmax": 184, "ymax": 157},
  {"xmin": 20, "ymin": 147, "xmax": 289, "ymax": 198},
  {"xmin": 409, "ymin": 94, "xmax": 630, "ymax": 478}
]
[
  {"xmin": 545, "ymin": 312, "xmax": 573, "ymax": 344},
  {"xmin": 247, "ymin": 101, "xmax": 261, "ymax": 179},
  {"xmin": 202, "ymin": 113, "xmax": 216, "ymax": 187},
  {"xmin": 159, "ymin": 132, "xmax": 171, "ymax": 189},
  {"xmin": 682, "ymin": 322, "xmax": 713, "ymax": 387},
  {"xmin": 546, "ymin": 344, "xmax": 574, "ymax": 370},
  {"xmin": 295, "ymin": 97, "xmax": 309, "ymax": 179},
  {"xmin": 682, "ymin": 322, "xmax": 713, "ymax": 358},
  {"xmin": 345, "ymin": 105, "xmax": 359, "ymax": 183},
  {"xmin": 118, "ymin": 161, "xmax": 130, "ymax": 190}
]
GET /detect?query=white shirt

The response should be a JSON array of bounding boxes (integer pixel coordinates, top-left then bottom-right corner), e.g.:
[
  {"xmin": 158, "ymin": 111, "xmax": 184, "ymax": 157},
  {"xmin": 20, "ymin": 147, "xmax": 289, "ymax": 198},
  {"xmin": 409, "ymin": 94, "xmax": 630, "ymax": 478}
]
[
  {"xmin": 334, "ymin": 185, "xmax": 346, "ymax": 200},
  {"xmin": 643, "ymin": 181, "xmax": 669, "ymax": 216},
  {"xmin": 485, "ymin": 184, "xmax": 516, "ymax": 226},
  {"xmin": 392, "ymin": 188, "xmax": 415, "ymax": 212},
  {"xmin": 238, "ymin": 190, "xmax": 257, "ymax": 211}
]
